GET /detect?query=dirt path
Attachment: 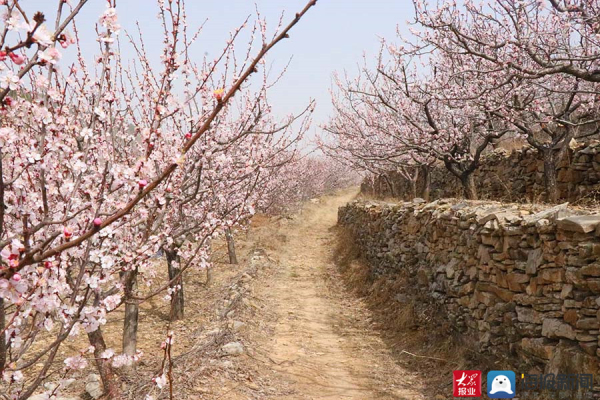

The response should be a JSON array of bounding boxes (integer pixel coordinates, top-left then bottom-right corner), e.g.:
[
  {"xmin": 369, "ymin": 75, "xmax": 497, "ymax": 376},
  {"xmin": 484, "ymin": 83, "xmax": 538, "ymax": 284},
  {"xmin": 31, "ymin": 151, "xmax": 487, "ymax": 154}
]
[{"xmin": 250, "ymin": 190, "xmax": 426, "ymax": 399}]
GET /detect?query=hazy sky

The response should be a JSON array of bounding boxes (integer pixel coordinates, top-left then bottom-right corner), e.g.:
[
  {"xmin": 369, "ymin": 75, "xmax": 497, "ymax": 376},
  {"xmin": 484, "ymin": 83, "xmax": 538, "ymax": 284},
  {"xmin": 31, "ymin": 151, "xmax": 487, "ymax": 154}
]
[{"xmin": 26, "ymin": 1, "xmax": 415, "ymax": 147}]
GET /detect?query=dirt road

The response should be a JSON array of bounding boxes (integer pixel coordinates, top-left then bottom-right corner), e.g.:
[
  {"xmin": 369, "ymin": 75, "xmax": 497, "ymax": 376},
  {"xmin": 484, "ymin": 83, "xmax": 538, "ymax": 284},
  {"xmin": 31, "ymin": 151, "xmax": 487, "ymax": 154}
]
[{"xmin": 249, "ymin": 189, "xmax": 426, "ymax": 399}]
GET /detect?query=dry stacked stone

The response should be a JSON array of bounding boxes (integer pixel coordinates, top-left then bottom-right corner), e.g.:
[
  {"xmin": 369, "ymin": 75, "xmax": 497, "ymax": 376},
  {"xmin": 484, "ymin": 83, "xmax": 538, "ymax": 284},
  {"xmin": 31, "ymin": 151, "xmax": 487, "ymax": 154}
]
[
  {"xmin": 362, "ymin": 140, "xmax": 600, "ymax": 202},
  {"xmin": 339, "ymin": 199, "xmax": 600, "ymax": 379}
]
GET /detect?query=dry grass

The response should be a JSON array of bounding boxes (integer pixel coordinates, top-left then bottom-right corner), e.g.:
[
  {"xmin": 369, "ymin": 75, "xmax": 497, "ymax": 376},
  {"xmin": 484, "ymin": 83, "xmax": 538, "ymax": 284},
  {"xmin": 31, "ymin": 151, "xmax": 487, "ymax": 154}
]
[{"xmin": 8, "ymin": 214, "xmax": 282, "ymax": 400}]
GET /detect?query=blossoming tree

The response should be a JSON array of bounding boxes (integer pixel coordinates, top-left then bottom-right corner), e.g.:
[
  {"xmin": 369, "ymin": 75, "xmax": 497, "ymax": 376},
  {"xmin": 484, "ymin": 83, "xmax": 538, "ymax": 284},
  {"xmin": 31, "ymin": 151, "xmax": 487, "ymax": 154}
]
[
  {"xmin": 323, "ymin": 43, "xmax": 517, "ymax": 200},
  {"xmin": 410, "ymin": 0, "xmax": 600, "ymax": 201},
  {"xmin": 0, "ymin": 0, "xmax": 318, "ymax": 398}
]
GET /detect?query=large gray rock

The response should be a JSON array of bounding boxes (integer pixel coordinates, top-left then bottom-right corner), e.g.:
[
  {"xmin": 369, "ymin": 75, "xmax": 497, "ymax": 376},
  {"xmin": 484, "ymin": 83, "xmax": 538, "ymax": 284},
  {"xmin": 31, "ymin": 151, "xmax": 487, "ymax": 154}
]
[
  {"xmin": 516, "ymin": 306, "xmax": 542, "ymax": 324},
  {"xmin": 557, "ymin": 215, "xmax": 600, "ymax": 233},
  {"xmin": 523, "ymin": 203, "xmax": 570, "ymax": 225},
  {"xmin": 520, "ymin": 337, "xmax": 555, "ymax": 360},
  {"xmin": 542, "ymin": 318, "xmax": 576, "ymax": 340},
  {"xmin": 546, "ymin": 343, "xmax": 599, "ymax": 376}
]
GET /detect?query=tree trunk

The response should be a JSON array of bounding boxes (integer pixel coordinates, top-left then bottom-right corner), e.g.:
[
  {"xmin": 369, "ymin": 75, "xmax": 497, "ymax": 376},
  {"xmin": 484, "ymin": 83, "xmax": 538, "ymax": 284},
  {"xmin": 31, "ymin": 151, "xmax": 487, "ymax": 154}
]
[
  {"xmin": 382, "ymin": 174, "xmax": 395, "ymax": 197},
  {"xmin": 0, "ymin": 298, "xmax": 6, "ymax": 372},
  {"xmin": 88, "ymin": 328, "xmax": 122, "ymax": 399},
  {"xmin": 166, "ymin": 248, "xmax": 184, "ymax": 321},
  {"xmin": 460, "ymin": 173, "xmax": 478, "ymax": 200},
  {"xmin": 542, "ymin": 150, "xmax": 560, "ymax": 203},
  {"xmin": 420, "ymin": 165, "xmax": 431, "ymax": 201},
  {"xmin": 206, "ymin": 264, "xmax": 212, "ymax": 286},
  {"xmin": 122, "ymin": 269, "xmax": 138, "ymax": 357},
  {"xmin": 407, "ymin": 167, "xmax": 419, "ymax": 200},
  {"xmin": 225, "ymin": 228, "xmax": 238, "ymax": 265},
  {"xmin": 408, "ymin": 178, "xmax": 417, "ymax": 200}
]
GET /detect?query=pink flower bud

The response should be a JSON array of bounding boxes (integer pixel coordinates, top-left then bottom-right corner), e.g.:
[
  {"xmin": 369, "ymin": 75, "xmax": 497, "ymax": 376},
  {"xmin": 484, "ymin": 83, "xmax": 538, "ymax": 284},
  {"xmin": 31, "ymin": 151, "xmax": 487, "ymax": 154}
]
[
  {"xmin": 185, "ymin": 132, "xmax": 192, "ymax": 140},
  {"xmin": 13, "ymin": 273, "xmax": 21, "ymax": 282},
  {"xmin": 138, "ymin": 179, "xmax": 148, "ymax": 189},
  {"xmin": 0, "ymin": 51, "xmax": 6, "ymax": 61},
  {"xmin": 93, "ymin": 218, "xmax": 102, "ymax": 227},
  {"xmin": 9, "ymin": 52, "xmax": 25, "ymax": 65},
  {"xmin": 63, "ymin": 227, "xmax": 73, "ymax": 239}
]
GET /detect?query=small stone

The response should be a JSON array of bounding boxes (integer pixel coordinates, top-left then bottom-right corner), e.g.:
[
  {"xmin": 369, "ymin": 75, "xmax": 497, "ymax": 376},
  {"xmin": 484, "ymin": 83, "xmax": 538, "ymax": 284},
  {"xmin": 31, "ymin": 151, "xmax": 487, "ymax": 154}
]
[
  {"xmin": 526, "ymin": 248, "xmax": 543, "ymax": 275},
  {"xmin": 516, "ymin": 306, "xmax": 541, "ymax": 324},
  {"xmin": 231, "ymin": 320, "xmax": 245, "ymax": 331},
  {"xmin": 575, "ymin": 318, "xmax": 599, "ymax": 330},
  {"xmin": 222, "ymin": 341, "xmax": 245, "ymax": 356},
  {"xmin": 476, "ymin": 282, "xmax": 514, "ymax": 302},
  {"xmin": 85, "ymin": 374, "xmax": 103, "ymax": 400},
  {"xmin": 539, "ymin": 268, "xmax": 565, "ymax": 283},
  {"xmin": 579, "ymin": 263, "xmax": 600, "ymax": 277},
  {"xmin": 564, "ymin": 309, "xmax": 578, "ymax": 325},
  {"xmin": 580, "ymin": 342, "xmax": 598, "ymax": 356},
  {"xmin": 560, "ymin": 284, "xmax": 573, "ymax": 299}
]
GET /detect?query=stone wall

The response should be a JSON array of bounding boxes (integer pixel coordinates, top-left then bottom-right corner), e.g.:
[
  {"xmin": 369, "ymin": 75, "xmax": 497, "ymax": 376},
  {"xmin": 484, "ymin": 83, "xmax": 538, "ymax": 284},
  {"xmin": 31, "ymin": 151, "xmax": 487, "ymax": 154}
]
[
  {"xmin": 362, "ymin": 141, "xmax": 600, "ymax": 203},
  {"xmin": 339, "ymin": 199, "xmax": 600, "ymax": 382}
]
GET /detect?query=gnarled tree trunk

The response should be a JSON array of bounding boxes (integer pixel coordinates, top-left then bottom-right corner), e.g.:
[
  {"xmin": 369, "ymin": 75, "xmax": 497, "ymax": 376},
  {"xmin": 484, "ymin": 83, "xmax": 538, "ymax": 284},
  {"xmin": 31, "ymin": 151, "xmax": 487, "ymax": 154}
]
[
  {"xmin": 122, "ymin": 269, "xmax": 138, "ymax": 357},
  {"xmin": 165, "ymin": 248, "xmax": 184, "ymax": 321},
  {"xmin": 381, "ymin": 174, "xmax": 395, "ymax": 197},
  {"xmin": 420, "ymin": 165, "xmax": 431, "ymax": 201},
  {"xmin": 225, "ymin": 228, "xmax": 238, "ymax": 265},
  {"xmin": 88, "ymin": 328, "xmax": 122, "ymax": 398},
  {"xmin": 408, "ymin": 167, "xmax": 419, "ymax": 200},
  {"xmin": 460, "ymin": 173, "xmax": 478, "ymax": 200},
  {"xmin": 542, "ymin": 149, "xmax": 560, "ymax": 203}
]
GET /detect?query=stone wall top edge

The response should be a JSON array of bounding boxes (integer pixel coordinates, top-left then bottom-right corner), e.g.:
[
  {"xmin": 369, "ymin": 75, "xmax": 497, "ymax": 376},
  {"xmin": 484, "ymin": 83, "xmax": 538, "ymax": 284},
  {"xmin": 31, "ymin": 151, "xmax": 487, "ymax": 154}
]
[{"xmin": 344, "ymin": 198, "xmax": 600, "ymax": 233}]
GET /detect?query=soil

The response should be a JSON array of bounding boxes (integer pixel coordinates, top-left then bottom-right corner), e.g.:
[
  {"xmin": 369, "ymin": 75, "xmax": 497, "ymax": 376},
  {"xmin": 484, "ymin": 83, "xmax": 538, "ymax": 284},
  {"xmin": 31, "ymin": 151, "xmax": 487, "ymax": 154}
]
[{"xmin": 243, "ymin": 188, "xmax": 426, "ymax": 399}]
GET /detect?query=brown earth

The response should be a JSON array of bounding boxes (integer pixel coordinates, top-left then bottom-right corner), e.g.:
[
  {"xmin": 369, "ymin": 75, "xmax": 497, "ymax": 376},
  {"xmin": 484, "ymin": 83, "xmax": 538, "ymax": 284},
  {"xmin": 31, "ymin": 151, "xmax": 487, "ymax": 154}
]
[{"xmin": 233, "ymin": 188, "xmax": 427, "ymax": 399}]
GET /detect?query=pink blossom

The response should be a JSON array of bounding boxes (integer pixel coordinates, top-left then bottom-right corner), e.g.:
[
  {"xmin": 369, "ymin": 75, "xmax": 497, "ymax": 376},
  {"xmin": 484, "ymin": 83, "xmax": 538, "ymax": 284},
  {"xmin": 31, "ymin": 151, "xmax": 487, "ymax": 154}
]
[
  {"xmin": 8, "ymin": 52, "xmax": 25, "ymax": 65},
  {"xmin": 153, "ymin": 374, "xmax": 167, "ymax": 389},
  {"xmin": 39, "ymin": 47, "xmax": 61, "ymax": 65},
  {"xmin": 64, "ymin": 355, "xmax": 88, "ymax": 370}
]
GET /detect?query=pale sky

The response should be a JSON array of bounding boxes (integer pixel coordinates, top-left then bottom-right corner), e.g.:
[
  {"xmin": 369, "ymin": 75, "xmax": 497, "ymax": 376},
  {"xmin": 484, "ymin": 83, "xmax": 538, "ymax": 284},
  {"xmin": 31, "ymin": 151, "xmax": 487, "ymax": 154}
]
[{"xmin": 26, "ymin": 0, "xmax": 415, "ymax": 148}]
